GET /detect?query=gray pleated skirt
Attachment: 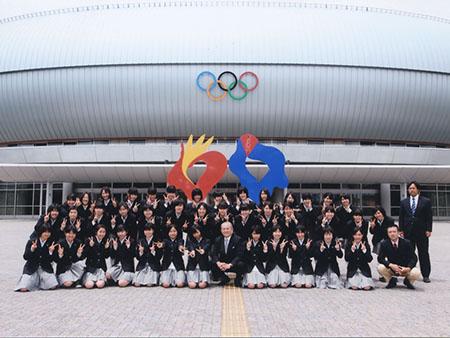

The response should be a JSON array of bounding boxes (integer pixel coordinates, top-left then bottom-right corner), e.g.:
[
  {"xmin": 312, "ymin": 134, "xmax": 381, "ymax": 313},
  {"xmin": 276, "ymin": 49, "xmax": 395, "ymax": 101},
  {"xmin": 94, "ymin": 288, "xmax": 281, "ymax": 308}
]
[
  {"xmin": 345, "ymin": 269, "xmax": 375, "ymax": 289},
  {"xmin": 291, "ymin": 269, "xmax": 315, "ymax": 286},
  {"xmin": 186, "ymin": 268, "xmax": 210, "ymax": 284},
  {"xmin": 243, "ymin": 266, "xmax": 266, "ymax": 286},
  {"xmin": 315, "ymin": 267, "xmax": 343, "ymax": 289},
  {"xmin": 106, "ymin": 263, "xmax": 135, "ymax": 282},
  {"xmin": 133, "ymin": 264, "xmax": 159, "ymax": 285},
  {"xmin": 160, "ymin": 264, "xmax": 186, "ymax": 286},
  {"xmin": 57, "ymin": 261, "xmax": 86, "ymax": 285},
  {"xmin": 82, "ymin": 268, "xmax": 106, "ymax": 284},
  {"xmin": 266, "ymin": 266, "xmax": 291, "ymax": 286},
  {"xmin": 14, "ymin": 267, "xmax": 58, "ymax": 291}
]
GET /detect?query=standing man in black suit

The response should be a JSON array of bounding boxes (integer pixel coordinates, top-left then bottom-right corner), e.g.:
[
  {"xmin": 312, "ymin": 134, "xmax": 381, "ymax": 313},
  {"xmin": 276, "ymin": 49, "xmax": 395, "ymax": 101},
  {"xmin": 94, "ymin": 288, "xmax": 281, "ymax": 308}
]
[
  {"xmin": 399, "ymin": 181, "xmax": 432, "ymax": 283},
  {"xmin": 377, "ymin": 224, "xmax": 420, "ymax": 289},
  {"xmin": 210, "ymin": 222, "xmax": 245, "ymax": 286}
]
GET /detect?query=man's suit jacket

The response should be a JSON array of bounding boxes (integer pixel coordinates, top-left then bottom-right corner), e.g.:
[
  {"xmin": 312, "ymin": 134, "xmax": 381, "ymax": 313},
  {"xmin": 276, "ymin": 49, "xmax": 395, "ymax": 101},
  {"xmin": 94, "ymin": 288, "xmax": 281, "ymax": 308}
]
[
  {"xmin": 399, "ymin": 195, "xmax": 432, "ymax": 238},
  {"xmin": 211, "ymin": 234, "xmax": 244, "ymax": 267},
  {"xmin": 377, "ymin": 237, "xmax": 418, "ymax": 269}
]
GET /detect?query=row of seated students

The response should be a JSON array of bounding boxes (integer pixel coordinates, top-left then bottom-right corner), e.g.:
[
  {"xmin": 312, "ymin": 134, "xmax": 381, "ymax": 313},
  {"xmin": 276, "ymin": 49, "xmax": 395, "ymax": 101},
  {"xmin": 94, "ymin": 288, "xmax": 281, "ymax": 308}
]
[{"xmin": 15, "ymin": 186, "xmax": 420, "ymax": 291}]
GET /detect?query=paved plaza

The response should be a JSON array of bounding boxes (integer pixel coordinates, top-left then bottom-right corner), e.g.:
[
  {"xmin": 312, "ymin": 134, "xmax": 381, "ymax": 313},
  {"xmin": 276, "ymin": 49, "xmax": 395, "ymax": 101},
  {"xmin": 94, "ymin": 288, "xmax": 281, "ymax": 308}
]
[{"xmin": 1, "ymin": 220, "xmax": 449, "ymax": 337}]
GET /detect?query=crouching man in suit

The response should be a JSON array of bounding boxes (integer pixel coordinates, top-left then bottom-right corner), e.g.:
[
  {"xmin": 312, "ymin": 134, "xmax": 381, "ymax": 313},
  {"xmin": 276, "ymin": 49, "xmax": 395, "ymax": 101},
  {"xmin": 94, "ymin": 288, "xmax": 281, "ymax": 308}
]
[
  {"xmin": 377, "ymin": 224, "xmax": 421, "ymax": 289},
  {"xmin": 210, "ymin": 221, "xmax": 246, "ymax": 287}
]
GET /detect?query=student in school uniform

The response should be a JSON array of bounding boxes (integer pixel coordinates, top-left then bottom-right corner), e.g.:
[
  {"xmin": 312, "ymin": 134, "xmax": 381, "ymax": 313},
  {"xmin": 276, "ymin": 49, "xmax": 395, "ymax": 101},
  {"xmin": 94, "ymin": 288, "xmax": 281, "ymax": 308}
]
[
  {"xmin": 137, "ymin": 204, "xmax": 162, "ymax": 241},
  {"xmin": 289, "ymin": 226, "xmax": 315, "ymax": 288},
  {"xmin": 106, "ymin": 225, "xmax": 135, "ymax": 287},
  {"xmin": 88, "ymin": 201, "xmax": 111, "ymax": 237},
  {"xmin": 343, "ymin": 208, "xmax": 369, "ymax": 246},
  {"xmin": 335, "ymin": 193, "xmax": 356, "ymax": 236},
  {"xmin": 55, "ymin": 226, "xmax": 86, "ymax": 288},
  {"xmin": 15, "ymin": 224, "xmax": 59, "ymax": 292},
  {"xmin": 186, "ymin": 224, "xmax": 211, "ymax": 289},
  {"xmin": 257, "ymin": 188, "xmax": 272, "ymax": 212},
  {"xmin": 234, "ymin": 203, "xmax": 261, "ymax": 241},
  {"xmin": 163, "ymin": 199, "xmax": 192, "ymax": 240},
  {"xmin": 160, "ymin": 185, "xmax": 177, "ymax": 215},
  {"xmin": 82, "ymin": 224, "xmax": 111, "ymax": 289},
  {"xmin": 30, "ymin": 204, "xmax": 62, "ymax": 241},
  {"xmin": 100, "ymin": 187, "xmax": 118, "ymax": 218},
  {"xmin": 314, "ymin": 226, "xmax": 343, "ymax": 289},
  {"xmin": 134, "ymin": 224, "xmax": 162, "ymax": 287},
  {"xmin": 192, "ymin": 202, "xmax": 215, "ymax": 242},
  {"xmin": 60, "ymin": 193, "xmax": 77, "ymax": 219},
  {"xmin": 283, "ymin": 192, "xmax": 301, "ymax": 214},
  {"xmin": 61, "ymin": 206, "xmax": 85, "ymax": 241},
  {"xmin": 258, "ymin": 202, "xmax": 278, "ymax": 241},
  {"xmin": 320, "ymin": 192, "xmax": 335, "ymax": 213},
  {"xmin": 369, "ymin": 206, "xmax": 395, "ymax": 282},
  {"xmin": 159, "ymin": 225, "xmax": 186, "ymax": 288},
  {"xmin": 243, "ymin": 226, "xmax": 268, "ymax": 289},
  {"xmin": 278, "ymin": 202, "xmax": 302, "ymax": 241},
  {"xmin": 231, "ymin": 187, "xmax": 256, "ymax": 216},
  {"xmin": 186, "ymin": 188, "xmax": 204, "ymax": 217},
  {"xmin": 111, "ymin": 202, "xmax": 138, "ymax": 240},
  {"xmin": 345, "ymin": 227, "xmax": 374, "ymax": 291},
  {"xmin": 139, "ymin": 188, "xmax": 162, "ymax": 217},
  {"xmin": 77, "ymin": 192, "xmax": 93, "ymax": 222},
  {"xmin": 208, "ymin": 190, "xmax": 230, "ymax": 213},
  {"xmin": 299, "ymin": 193, "xmax": 321, "ymax": 241},
  {"xmin": 124, "ymin": 187, "xmax": 140, "ymax": 218},
  {"xmin": 266, "ymin": 225, "xmax": 291, "ymax": 288},
  {"xmin": 314, "ymin": 206, "xmax": 339, "ymax": 242}
]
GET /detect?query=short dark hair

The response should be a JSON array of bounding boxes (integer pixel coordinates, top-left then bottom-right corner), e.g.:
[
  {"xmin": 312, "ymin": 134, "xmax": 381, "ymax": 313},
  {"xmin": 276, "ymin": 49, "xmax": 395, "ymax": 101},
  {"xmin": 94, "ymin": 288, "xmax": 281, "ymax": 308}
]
[
  {"xmin": 353, "ymin": 208, "xmax": 363, "ymax": 217},
  {"xmin": 64, "ymin": 225, "xmax": 76, "ymax": 234},
  {"xmin": 166, "ymin": 185, "xmax": 176, "ymax": 193},
  {"xmin": 295, "ymin": 225, "xmax": 306, "ymax": 233},
  {"xmin": 238, "ymin": 186, "xmax": 248, "ymax": 196},
  {"xmin": 240, "ymin": 203, "xmax": 250, "ymax": 211},
  {"xmin": 373, "ymin": 205, "xmax": 387, "ymax": 217},
  {"xmin": 95, "ymin": 224, "xmax": 107, "ymax": 233},
  {"xmin": 118, "ymin": 201, "xmax": 129, "ymax": 210},
  {"xmin": 37, "ymin": 223, "xmax": 52, "ymax": 236},
  {"xmin": 218, "ymin": 201, "xmax": 229, "ymax": 210},
  {"xmin": 213, "ymin": 191, "xmax": 223, "ymax": 198},
  {"xmin": 46, "ymin": 203, "xmax": 60, "ymax": 214},
  {"xmin": 324, "ymin": 205, "xmax": 335, "ymax": 214},
  {"xmin": 191, "ymin": 223, "xmax": 203, "ymax": 236},
  {"xmin": 128, "ymin": 187, "xmax": 139, "ymax": 196},
  {"xmin": 387, "ymin": 223, "xmax": 399, "ymax": 230},
  {"xmin": 94, "ymin": 200, "xmax": 105, "ymax": 210},
  {"xmin": 407, "ymin": 181, "xmax": 421, "ymax": 190},
  {"xmin": 197, "ymin": 202, "xmax": 208, "ymax": 211},
  {"xmin": 263, "ymin": 201, "xmax": 273, "ymax": 209},
  {"xmin": 147, "ymin": 188, "xmax": 157, "ymax": 195},
  {"xmin": 302, "ymin": 193, "xmax": 312, "ymax": 201},
  {"xmin": 68, "ymin": 206, "xmax": 78, "ymax": 213},
  {"xmin": 66, "ymin": 193, "xmax": 76, "ymax": 201},
  {"xmin": 351, "ymin": 227, "xmax": 364, "ymax": 236},
  {"xmin": 323, "ymin": 226, "xmax": 334, "ymax": 236},
  {"xmin": 143, "ymin": 223, "xmax": 156, "ymax": 232},
  {"xmin": 283, "ymin": 202, "xmax": 294, "ymax": 210},
  {"xmin": 173, "ymin": 199, "xmax": 185, "ymax": 208},
  {"xmin": 116, "ymin": 225, "xmax": 127, "ymax": 233},
  {"xmin": 323, "ymin": 192, "xmax": 333, "ymax": 200},
  {"xmin": 340, "ymin": 193, "xmax": 350, "ymax": 201},
  {"xmin": 100, "ymin": 187, "xmax": 111, "ymax": 197},
  {"xmin": 251, "ymin": 225, "xmax": 262, "ymax": 235},
  {"xmin": 191, "ymin": 188, "xmax": 203, "ymax": 200}
]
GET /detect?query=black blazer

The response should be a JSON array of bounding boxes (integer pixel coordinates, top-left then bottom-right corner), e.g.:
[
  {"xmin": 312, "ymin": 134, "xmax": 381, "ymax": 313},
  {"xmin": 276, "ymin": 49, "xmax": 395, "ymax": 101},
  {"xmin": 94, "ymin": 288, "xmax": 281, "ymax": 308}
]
[
  {"xmin": 377, "ymin": 237, "xmax": 418, "ymax": 269},
  {"xmin": 137, "ymin": 216, "xmax": 162, "ymax": 241},
  {"xmin": 163, "ymin": 210, "xmax": 192, "ymax": 239},
  {"xmin": 186, "ymin": 237, "xmax": 211, "ymax": 271},
  {"xmin": 344, "ymin": 219, "xmax": 369, "ymax": 242},
  {"xmin": 114, "ymin": 214, "xmax": 138, "ymax": 240},
  {"xmin": 102, "ymin": 199, "xmax": 118, "ymax": 219},
  {"xmin": 22, "ymin": 239, "xmax": 55, "ymax": 274},
  {"xmin": 55, "ymin": 238, "xmax": 84, "ymax": 275},
  {"xmin": 314, "ymin": 240, "xmax": 343, "ymax": 276},
  {"xmin": 230, "ymin": 200, "xmax": 256, "ymax": 216},
  {"xmin": 77, "ymin": 205, "xmax": 92, "ymax": 221},
  {"xmin": 212, "ymin": 213, "xmax": 234, "ymax": 241},
  {"xmin": 344, "ymin": 242, "xmax": 373, "ymax": 278},
  {"xmin": 243, "ymin": 240, "xmax": 267, "ymax": 274},
  {"xmin": 30, "ymin": 216, "xmax": 63, "ymax": 241},
  {"xmin": 369, "ymin": 216, "xmax": 395, "ymax": 246},
  {"xmin": 258, "ymin": 213, "xmax": 277, "ymax": 241},
  {"xmin": 278, "ymin": 214, "xmax": 303, "ymax": 241},
  {"xmin": 335, "ymin": 205, "xmax": 357, "ymax": 234},
  {"xmin": 399, "ymin": 195, "xmax": 433, "ymax": 238},
  {"xmin": 135, "ymin": 237, "xmax": 162, "ymax": 272},
  {"xmin": 110, "ymin": 238, "xmax": 135, "ymax": 272},
  {"xmin": 87, "ymin": 215, "xmax": 111, "ymax": 237},
  {"xmin": 234, "ymin": 214, "xmax": 261, "ymax": 241},
  {"xmin": 299, "ymin": 205, "xmax": 321, "ymax": 240},
  {"xmin": 211, "ymin": 234, "xmax": 244, "ymax": 267},
  {"xmin": 289, "ymin": 238, "xmax": 314, "ymax": 275},
  {"xmin": 63, "ymin": 216, "xmax": 86, "ymax": 241},
  {"xmin": 84, "ymin": 237, "xmax": 110, "ymax": 273},
  {"xmin": 160, "ymin": 238, "xmax": 185, "ymax": 271},
  {"xmin": 266, "ymin": 240, "xmax": 290, "ymax": 273}
]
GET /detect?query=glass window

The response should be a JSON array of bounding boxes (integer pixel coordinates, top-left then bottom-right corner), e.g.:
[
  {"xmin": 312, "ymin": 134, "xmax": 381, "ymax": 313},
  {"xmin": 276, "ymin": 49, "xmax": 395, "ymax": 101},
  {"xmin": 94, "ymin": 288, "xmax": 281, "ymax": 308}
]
[
  {"xmin": 390, "ymin": 191, "xmax": 400, "ymax": 207},
  {"xmin": 390, "ymin": 184, "xmax": 400, "ymax": 190},
  {"xmin": 154, "ymin": 183, "xmax": 167, "ymax": 189},
  {"xmin": 133, "ymin": 183, "xmax": 150, "ymax": 188},
  {"xmin": 351, "ymin": 194, "xmax": 361, "ymax": 206},
  {"xmin": 17, "ymin": 183, "xmax": 33, "ymax": 189},
  {"xmin": 362, "ymin": 184, "xmax": 379, "ymax": 189},
  {"xmin": 0, "ymin": 191, "xmax": 6, "ymax": 205},
  {"xmin": 420, "ymin": 191, "xmax": 437, "ymax": 207},
  {"xmin": 420, "ymin": 185, "xmax": 436, "ymax": 191},
  {"xmin": 74, "ymin": 183, "xmax": 92, "ymax": 189},
  {"xmin": 322, "ymin": 183, "xmax": 340, "ymax": 189},
  {"xmin": 342, "ymin": 184, "xmax": 360, "ymax": 189},
  {"xmin": 362, "ymin": 193, "xmax": 380, "ymax": 207},
  {"xmin": 16, "ymin": 207, "xmax": 32, "ymax": 215},
  {"xmin": 112, "ymin": 183, "xmax": 132, "ymax": 189},
  {"xmin": 302, "ymin": 183, "xmax": 320, "ymax": 189},
  {"xmin": 16, "ymin": 190, "xmax": 33, "ymax": 206},
  {"xmin": 288, "ymin": 183, "xmax": 300, "ymax": 189},
  {"xmin": 93, "ymin": 183, "xmax": 110, "ymax": 189},
  {"xmin": 6, "ymin": 191, "xmax": 15, "ymax": 205},
  {"xmin": 53, "ymin": 190, "xmax": 62, "ymax": 204},
  {"xmin": 391, "ymin": 207, "xmax": 400, "ymax": 216}
]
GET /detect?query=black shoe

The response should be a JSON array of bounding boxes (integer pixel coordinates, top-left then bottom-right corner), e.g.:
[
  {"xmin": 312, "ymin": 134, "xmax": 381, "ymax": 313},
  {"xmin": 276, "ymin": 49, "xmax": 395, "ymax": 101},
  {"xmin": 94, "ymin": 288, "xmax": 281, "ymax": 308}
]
[
  {"xmin": 234, "ymin": 279, "xmax": 242, "ymax": 287},
  {"xmin": 386, "ymin": 278, "xmax": 397, "ymax": 289},
  {"xmin": 423, "ymin": 277, "xmax": 431, "ymax": 283},
  {"xmin": 404, "ymin": 278, "xmax": 415, "ymax": 290},
  {"xmin": 379, "ymin": 276, "xmax": 386, "ymax": 282},
  {"xmin": 219, "ymin": 276, "xmax": 230, "ymax": 286}
]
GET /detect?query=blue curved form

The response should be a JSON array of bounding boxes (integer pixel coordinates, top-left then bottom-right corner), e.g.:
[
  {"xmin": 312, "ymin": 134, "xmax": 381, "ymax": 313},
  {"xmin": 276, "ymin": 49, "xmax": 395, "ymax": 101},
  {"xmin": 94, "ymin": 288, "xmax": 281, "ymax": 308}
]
[{"xmin": 229, "ymin": 139, "xmax": 289, "ymax": 202}]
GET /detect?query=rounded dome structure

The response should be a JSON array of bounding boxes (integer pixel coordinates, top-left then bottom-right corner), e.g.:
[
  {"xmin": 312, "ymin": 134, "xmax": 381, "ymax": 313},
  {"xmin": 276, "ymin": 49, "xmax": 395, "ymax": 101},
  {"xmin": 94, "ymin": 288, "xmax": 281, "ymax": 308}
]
[{"xmin": 0, "ymin": 2, "xmax": 450, "ymax": 144}]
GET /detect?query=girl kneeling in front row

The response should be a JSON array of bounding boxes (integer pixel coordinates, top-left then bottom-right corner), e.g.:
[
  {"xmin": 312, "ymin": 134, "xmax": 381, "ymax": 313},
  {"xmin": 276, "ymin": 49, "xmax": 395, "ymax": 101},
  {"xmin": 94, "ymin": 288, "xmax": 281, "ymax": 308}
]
[
  {"xmin": 134, "ymin": 223, "xmax": 161, "ymax": 287},
  {"xmin": 186, "ymin": 224, "xmax": 211, "ymax": 289},
  {"xmin": 314, "ymin": 226, "xmax": 343, "ymax": 289},
  {"xmin": 266, "ymin": 226, "xmax": 291, "ymax": 288},
  {"xmin": 160, "ymin": 225, "xmax": 186, "ymax": 288},
  {"xmin": 345, "ymin": 227, "xmax": 374, "ymax": 290},
  {"xmin": 243, "ymin": 226, "xmax": 267, "ymax": 289},
  {"xmin": 83, "ymin": 224, "xmax": 110, "ymax": 289},
  {"xmin": 106, "ymin": 225, "xmax": 135, "ymax": 287},
  {"xmin": 289, "ymin": 226, "xmax": 315, "ymax": 288},
  {"xmin": 15, "ymin": 224, "xmax": 58, "ymax": 292},
  {"xmin": 56, "ymin": 226, "xmax": 86, "ymax": 288}
]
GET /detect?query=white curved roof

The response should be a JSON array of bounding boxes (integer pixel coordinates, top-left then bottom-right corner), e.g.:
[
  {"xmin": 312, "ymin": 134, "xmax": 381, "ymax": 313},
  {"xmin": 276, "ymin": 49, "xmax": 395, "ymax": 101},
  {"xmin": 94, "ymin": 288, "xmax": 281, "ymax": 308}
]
[{"xmin": 1, "ymin": 2, "xmax": 450, "ymax": 74}]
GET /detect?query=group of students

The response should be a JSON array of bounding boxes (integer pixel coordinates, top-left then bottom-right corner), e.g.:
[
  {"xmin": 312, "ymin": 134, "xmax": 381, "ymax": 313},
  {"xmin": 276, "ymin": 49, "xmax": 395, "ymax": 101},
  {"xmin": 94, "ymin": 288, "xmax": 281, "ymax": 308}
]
[{"xmin": 15, "ymin": 185, "xmax": 421, "ymax": 292}]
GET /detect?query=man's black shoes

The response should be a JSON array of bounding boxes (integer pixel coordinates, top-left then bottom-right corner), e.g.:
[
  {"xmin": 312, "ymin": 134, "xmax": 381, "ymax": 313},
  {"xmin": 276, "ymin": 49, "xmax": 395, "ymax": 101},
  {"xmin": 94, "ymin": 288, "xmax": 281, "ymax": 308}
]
[
  {"xmin": 404, "ymin": 278, "xmax": 415, "ymax": 290},
  {"xmin": 385, "ymin": 278, "xmax": 397, "ymax": 289}
]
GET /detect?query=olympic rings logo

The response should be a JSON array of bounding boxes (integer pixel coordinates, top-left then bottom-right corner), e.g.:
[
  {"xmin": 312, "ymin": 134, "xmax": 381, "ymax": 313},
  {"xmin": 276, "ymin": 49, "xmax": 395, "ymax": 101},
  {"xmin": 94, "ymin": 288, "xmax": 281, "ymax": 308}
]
[{"xmin": 196, "ymin": 71, "xmax": 259, "ymax": 101}]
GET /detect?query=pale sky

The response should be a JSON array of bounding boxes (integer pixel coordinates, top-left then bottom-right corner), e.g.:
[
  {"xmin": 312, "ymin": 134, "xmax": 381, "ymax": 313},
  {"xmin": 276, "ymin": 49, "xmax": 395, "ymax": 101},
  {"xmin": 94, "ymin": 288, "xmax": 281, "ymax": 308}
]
[{"xmin": 0, "ymin": 0, "xmax": 449, "ymax": 20}]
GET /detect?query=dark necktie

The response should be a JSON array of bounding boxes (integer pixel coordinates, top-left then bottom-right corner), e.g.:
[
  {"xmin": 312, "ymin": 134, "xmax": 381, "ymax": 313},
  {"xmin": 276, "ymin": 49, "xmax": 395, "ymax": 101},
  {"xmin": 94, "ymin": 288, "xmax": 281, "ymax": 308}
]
[
  {"xmin": 411, "ymin": 198, "xmax": 416, "ymax": 216},
  {"xmin": 393, "ymin": 243, "xmax": 398, "ymax": 251}
]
